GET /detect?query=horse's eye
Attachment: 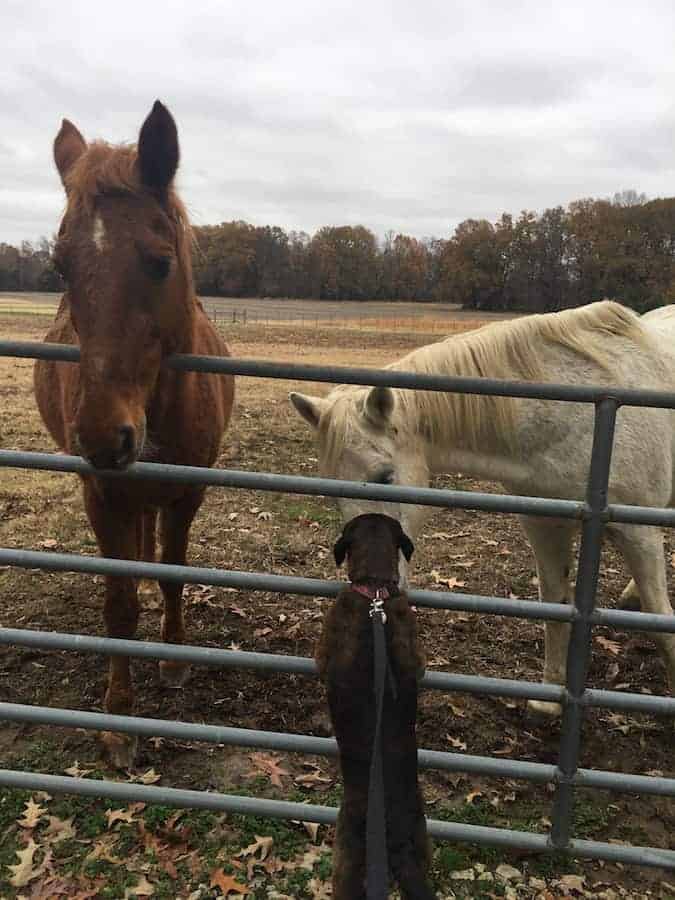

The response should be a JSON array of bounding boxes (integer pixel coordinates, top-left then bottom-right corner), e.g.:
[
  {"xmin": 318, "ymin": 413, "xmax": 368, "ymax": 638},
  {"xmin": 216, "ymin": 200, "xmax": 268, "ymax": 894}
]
[
  {"xmin": 142, "ymin": 254, "xmax": 172, "ymax": 281},
  {"xmin": 371, "ymin": 468, "xmax": 394, "ymax": 485}
]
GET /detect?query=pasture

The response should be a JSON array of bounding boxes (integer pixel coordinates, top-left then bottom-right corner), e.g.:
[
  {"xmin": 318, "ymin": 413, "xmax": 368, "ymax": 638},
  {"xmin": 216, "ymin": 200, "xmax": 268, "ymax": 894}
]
[{"xmin": 0, "ymin": 309, "xmax": 673, "ymax": 898}]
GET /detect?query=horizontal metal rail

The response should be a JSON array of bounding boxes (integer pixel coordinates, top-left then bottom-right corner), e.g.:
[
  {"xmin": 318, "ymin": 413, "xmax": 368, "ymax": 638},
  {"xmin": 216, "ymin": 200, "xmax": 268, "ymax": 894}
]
[
  {"xmin": 7, "ymin": 339, "xmax": 675, "ymax": 409},
  {"xmin": 5, "ymin": 447, "xmax": 675, "ymax": 527},
  {"xmin": 1, "ymin": 546, "xmax": 674, "ymax": 634},
  {"xmin": 3, "ymin": 338, "xmax": 674, "ymax": 870},
  {"xmin": 0, "ymin": 449, "xmax": 585, "ymax": 521},
  {"xmin": 2, "ymin": 701, "xmax": 673, "ymax": 798},
  {"xmin": 1, "ymin": 626, "xmax": 673, "ymax": 716},
  {"xmin": 0, "ymin": 769, "xmax": 672, "ymax": 869}
]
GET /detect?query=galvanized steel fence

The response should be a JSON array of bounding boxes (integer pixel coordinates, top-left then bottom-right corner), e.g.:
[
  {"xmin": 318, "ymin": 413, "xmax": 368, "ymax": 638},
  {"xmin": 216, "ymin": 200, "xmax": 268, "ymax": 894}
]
[{"xmin": 0, "ymin": 339, "xmax": 674, "ymax": 871}]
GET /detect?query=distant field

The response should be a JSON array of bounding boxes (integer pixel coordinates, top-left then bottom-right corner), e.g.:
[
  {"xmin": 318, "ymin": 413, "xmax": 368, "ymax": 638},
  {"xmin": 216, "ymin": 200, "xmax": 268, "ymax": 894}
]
[{"xmin": 0, "ymin": 292, "xmax": 516, "ymax": 336}]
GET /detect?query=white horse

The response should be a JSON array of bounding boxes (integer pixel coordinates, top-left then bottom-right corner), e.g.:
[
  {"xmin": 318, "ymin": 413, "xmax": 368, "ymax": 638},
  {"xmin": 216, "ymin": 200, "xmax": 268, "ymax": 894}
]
[{"xmin": 290, "ymin": 301, "xmax": 675, "ymax": 716}]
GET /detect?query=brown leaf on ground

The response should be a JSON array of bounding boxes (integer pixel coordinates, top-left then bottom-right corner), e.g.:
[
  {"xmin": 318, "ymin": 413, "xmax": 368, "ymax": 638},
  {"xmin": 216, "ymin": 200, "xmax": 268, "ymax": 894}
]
[
  {"xmin": 244, "ymin": 752, "xmax": 291, "ymax": 788},
  {"xmin": 123, "ymin": 874, "xmax": 155, "ymax": 898},
  {"xmin": 307, "ymin": 878, "xmax": 332, "ymax": 899},
  {"xmin": 465, "ymin": 789, "xmax": 483, "ymax": 804},
  {"xmin": 595, "ymin": 635, "xmax": 622, "ymax": 656},
  {"xmin": 294, "ymin": 766, "xmax": 332, "ymax": 789},
  {"xmin": 236, "ymin": 834, "xmax": 274, "ymax": 862},
  {"xmin": 210, "ymin": 868, "xmax": 250, "ymax": 895},
  {"xmin": 85, "ymin": 836, "xmax": 124, "ymax": 865},
  {"xmin": 105, "ymin": 807, "xmax": 138, "ymax": 828},
  {"xmin": 43, "ymin": 815, "xmax": 77, "ymax": 844},
  {"xmin": 128, "ymin": 769, "xmax": 161, "ymax": 785},
  {"xmin": 63, "ymin": 761, "xmax": 95, "ymax": 778},
  {"xmin": 8, "ymin": 839, "xmax": 52, "ymax": 888},
  {"xmin": 446, "ymin": 734, "xmax": 467, "ymax": 751},
  {"xmin": 18, "ymin": 797, "xmax": 47, "ymax": 829},
  {"xmin": 303, "ymin": 821, "xmax": 321, "ymax": 842}
]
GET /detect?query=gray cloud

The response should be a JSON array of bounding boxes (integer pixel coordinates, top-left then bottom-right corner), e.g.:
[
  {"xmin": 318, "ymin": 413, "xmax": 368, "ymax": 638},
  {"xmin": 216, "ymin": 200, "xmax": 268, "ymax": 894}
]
[{"xmin": 1, "ymin": 0, "xmax": 675, "ymax": 245}]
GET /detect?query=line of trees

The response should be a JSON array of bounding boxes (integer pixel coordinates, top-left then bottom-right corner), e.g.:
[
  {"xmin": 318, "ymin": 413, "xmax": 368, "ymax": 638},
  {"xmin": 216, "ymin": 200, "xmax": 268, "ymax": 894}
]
[{"xmin": 4, "ymin": 191, "xmax": 675, "ymax": 312}]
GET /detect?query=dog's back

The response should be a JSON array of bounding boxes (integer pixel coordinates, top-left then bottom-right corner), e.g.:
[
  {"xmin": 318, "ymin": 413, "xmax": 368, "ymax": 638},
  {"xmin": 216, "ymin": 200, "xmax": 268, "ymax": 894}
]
[{"xmin": 319, "ymin": 584, "xmax": 434, "ymax": 899}]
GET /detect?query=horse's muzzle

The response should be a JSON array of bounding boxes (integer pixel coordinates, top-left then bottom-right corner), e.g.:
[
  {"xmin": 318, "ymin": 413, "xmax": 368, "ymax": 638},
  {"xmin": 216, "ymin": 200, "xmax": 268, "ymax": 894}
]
[{"xmin": 79, "ymin": 425, "xmax": 140, "ymax": 470}]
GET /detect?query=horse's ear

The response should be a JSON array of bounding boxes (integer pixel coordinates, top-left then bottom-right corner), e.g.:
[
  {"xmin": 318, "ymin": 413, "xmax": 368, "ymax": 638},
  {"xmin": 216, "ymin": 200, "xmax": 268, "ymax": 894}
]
[
  {"xmin": 289, "ymin": 392, "xmax": 327, "ymax": 429},
  {"xmin": 54, "ymin": 119, "xmax": 87, "ymax": 186},
  {"xmin": 138, "ymin": 100, "xmax": 179, "ymax": 195},
  {"xmin": 364, "ymin": 386, "xmax": 395, "ymax": 427}
]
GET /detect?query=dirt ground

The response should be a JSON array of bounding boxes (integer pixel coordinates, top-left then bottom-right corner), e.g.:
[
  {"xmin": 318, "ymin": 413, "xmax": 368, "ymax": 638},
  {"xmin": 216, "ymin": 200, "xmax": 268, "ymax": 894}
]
[{"xmin": 0, "ymin": 313, "xmax": 673, "ymax": 899}]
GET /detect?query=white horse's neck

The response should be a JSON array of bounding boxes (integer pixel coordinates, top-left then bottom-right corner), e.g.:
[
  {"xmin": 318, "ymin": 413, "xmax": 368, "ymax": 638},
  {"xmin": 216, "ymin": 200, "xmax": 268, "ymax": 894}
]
[{"xmin": 425, "ymin": 441, "xmax": 530, "ymax": 487}]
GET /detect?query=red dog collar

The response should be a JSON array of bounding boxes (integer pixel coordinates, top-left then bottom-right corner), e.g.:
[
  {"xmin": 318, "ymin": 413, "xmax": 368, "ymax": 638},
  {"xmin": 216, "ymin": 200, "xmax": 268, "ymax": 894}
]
[{"xmin": 350, "ymin": 584, "xmax": 391, "ymax": 601}]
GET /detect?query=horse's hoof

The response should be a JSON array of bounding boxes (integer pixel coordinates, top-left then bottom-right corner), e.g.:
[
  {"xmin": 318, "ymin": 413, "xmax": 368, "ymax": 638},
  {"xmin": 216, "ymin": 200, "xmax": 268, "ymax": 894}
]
[
  {"xmin": 159, "ymin": 660, "xmax": 190, "ymax": 688},
  {"xmin": 101, "ymin": 731, "xmax": 138, "ymax": 770},
  {"xmin": 527, "ymin": 699, "xmax": 562, "ymax": 719}
]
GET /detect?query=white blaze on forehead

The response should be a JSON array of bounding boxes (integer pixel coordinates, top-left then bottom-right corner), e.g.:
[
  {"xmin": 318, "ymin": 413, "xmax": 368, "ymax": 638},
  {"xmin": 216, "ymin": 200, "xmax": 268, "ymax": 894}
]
[{"xmin": 92, "ymin": 215, "xmax": 106, "ymax": 251}]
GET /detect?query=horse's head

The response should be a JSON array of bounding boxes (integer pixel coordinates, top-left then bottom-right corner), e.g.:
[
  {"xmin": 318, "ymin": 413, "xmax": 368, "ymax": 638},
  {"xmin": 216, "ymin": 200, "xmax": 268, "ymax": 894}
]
[
  {"xmin": 52, "ymin": 101, "xmax": 192, "ymax": 469},
  {"xmin": 290, "ymin": 386, "xmax": 431, "ymax": 583}
]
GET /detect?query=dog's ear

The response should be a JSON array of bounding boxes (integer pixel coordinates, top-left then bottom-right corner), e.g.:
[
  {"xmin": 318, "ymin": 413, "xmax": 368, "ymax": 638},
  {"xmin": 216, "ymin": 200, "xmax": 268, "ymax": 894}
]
[
  {"xmin": 333, "ymin": 534, "xmax": 350, "ymax": 567},
  {"xmin": 399, "ymin": 530, "xmax": 415, "ymax": 561}
]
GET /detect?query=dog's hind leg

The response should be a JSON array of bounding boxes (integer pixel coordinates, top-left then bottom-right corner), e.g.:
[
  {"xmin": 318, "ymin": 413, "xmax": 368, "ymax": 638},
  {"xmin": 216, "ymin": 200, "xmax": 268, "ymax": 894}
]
[{"xmin": 332, "ymin": 808, "xmax": 366, "ymax": 900}]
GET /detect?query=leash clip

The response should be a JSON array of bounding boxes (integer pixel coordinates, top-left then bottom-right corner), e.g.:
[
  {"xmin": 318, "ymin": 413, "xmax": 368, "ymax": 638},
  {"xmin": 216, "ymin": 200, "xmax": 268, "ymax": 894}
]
[{"xmin": 369, "ymin": 590, "xmax": 387, "ymax": 624}]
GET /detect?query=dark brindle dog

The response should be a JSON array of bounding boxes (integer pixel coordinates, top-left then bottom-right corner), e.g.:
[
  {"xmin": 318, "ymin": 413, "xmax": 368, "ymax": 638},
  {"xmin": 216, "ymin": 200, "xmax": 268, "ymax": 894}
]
[{"xmin": 316, "ymin": 514, "xmax": 436, "ymax": 900}]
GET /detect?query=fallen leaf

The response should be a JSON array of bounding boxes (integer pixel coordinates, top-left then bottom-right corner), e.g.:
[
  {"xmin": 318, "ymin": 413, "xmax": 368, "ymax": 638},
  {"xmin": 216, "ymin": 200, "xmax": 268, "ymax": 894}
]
[
  {"xmin": 43, "ymin": 815, "xmax": 77, "ymax": 844},
  {"xmin": 294, "ymin": 767, "xmax": 332, "ymax": 790},
  {"xmin": 18, "ymin": 797, "xmax": 47, "ymax": 829},
  {"xmin": 128, "ymin": 768, "xmax": 161, "ymax": 785},
  {"xmin": 85, "ymin": 836, "xmax": 124, "ymax": 865},
  {"xmin": 236, "ymin": 835, "xmax": 274, "ymax": 862},
  {"xmin": 105, "ymin": 807, "xmax": 138, "ymax": 828},
  {"xmin": 496, "ymin": 863, "xmax": 522, "ymax": 882},
  {"xmin": 595, "ymin": 635, "xmax": 622, "ymax": 656},
  {"xmin": 244, "ymin": 753, "xmax": 290, "ymax": 788},
  {"xmin": 298, "ymin": 849, "xmax": 322, "ymax": 871},
  {"xmin": 40, "ymin": 538, "xmax": 58, "ymax": 549},
  {"xmin": 257, "ymin": 511, "xmax": 273, "ymax": 521},
  {"xmin": 210, "ymin": 868, "xmax": 250, "ymax": 895},
  {"xmin": 8, "ymin": 839, "xmax": 52, "ymax": 888},
  {"xmin": 303, "ymin": 821, "xmax": 321, "ymax": 842},
  {"xmin": 64, "ymin": 761, "xmax": 95, "ymax": 778},
  {"xmin": 555, "ymin": 873, "xmax": 586, "ymax": 893},
  {"xmin": 123, "ymin": 874, "xmax": 155, "ymax": 898},
  {"xmin": 307, "ymin": 878, "xmax": 332, "ymax": 899},
  {"xmin": 446, "ymin": 734, "xmax": 467, "ymax": 751},
  {"xmin": 254, "ymin": 627, "xmax": 273, "ymax": 638},
  {"xmin": 229, "ymin": 605, "xmax": 248, "ymax": 619},
  {"xmin": 465, "ymin": 789, "xmax": 483, "ymax": 804}
]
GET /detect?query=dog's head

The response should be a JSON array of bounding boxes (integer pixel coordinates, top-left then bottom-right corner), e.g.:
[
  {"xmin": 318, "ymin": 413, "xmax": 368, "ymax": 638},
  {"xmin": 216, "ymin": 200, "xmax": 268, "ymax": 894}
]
[{"xmin": 333, "ymin": 513, "xmax": 414, "ymax": 585}]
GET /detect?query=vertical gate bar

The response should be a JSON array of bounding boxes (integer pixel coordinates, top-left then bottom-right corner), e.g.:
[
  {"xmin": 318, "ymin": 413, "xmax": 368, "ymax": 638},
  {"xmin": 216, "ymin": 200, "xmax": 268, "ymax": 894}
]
[{"xmin": 550, "ymin": 397, "xmax": 618, "ymax": 849}]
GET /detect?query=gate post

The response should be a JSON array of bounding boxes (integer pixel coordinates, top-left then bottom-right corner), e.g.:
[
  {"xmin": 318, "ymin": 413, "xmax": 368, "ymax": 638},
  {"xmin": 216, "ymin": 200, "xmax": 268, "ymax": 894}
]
[{"xmin": 550, "ymin": 397, "xmax": 619, "ymax": 849}]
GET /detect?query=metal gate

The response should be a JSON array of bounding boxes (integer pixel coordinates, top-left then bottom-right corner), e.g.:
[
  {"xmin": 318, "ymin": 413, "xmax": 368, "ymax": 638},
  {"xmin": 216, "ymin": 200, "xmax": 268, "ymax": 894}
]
[{"xmin": 0, "ymin": 339, "xmax": 673, "ymax": 870}]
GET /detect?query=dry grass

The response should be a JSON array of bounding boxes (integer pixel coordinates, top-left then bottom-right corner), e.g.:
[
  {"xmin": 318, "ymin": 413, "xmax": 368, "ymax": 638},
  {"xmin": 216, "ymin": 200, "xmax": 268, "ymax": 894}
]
[{"xmin": 0, "ymin": 311, "xmax": 672, "ymax": 898}]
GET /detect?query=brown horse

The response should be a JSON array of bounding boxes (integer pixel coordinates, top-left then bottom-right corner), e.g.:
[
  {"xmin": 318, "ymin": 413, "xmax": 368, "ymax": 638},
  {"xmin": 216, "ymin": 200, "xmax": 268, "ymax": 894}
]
[{"xmin": 34, "ymin": 101, "xmax": 234, "ymax": 768}]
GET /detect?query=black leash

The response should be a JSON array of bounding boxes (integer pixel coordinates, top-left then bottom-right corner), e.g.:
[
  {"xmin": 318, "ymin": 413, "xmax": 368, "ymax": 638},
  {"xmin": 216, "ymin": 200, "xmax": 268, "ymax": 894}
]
[{"xmin": 366, "ymin": 593, "xmax": 392, "ymax": 900}]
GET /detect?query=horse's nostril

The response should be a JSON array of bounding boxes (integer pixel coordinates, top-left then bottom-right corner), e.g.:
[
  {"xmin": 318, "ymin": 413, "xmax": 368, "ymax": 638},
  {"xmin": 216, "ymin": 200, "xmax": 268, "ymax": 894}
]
[{"xmin": 117, "ymin": 425, "xmax": 136, "ymax": 460}]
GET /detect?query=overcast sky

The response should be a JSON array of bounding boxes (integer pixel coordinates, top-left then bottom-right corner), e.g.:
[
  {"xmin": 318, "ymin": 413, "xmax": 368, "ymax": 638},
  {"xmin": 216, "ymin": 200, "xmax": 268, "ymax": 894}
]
[{"xmin": 2, "ymin": 0, "xmax": 675, "ymax": 245}]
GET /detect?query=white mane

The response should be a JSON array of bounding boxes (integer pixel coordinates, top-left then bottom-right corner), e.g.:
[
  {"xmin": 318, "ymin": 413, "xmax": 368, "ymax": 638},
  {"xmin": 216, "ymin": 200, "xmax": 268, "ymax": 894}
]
[{"xmin": 318, "ymin": 301, "xmax": 648, "ymax": 467}]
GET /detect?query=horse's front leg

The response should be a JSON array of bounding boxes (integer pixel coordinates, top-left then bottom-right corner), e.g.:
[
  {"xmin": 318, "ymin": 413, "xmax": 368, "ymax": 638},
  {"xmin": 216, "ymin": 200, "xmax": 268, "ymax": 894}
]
[
  {"xmin": 157, "ymin": 490, "xmax": 203, "ymax": 687},
  {"xmin": 518, "ymin": 516, "xmax": 576, "ymax": 718},
  {"xmin": 84, "ymin": 482, "xmax": 141, "ymax": 768},
  {"xmin": 137, "ymin": 508, "xmax": 160, "ymax": 601}
]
